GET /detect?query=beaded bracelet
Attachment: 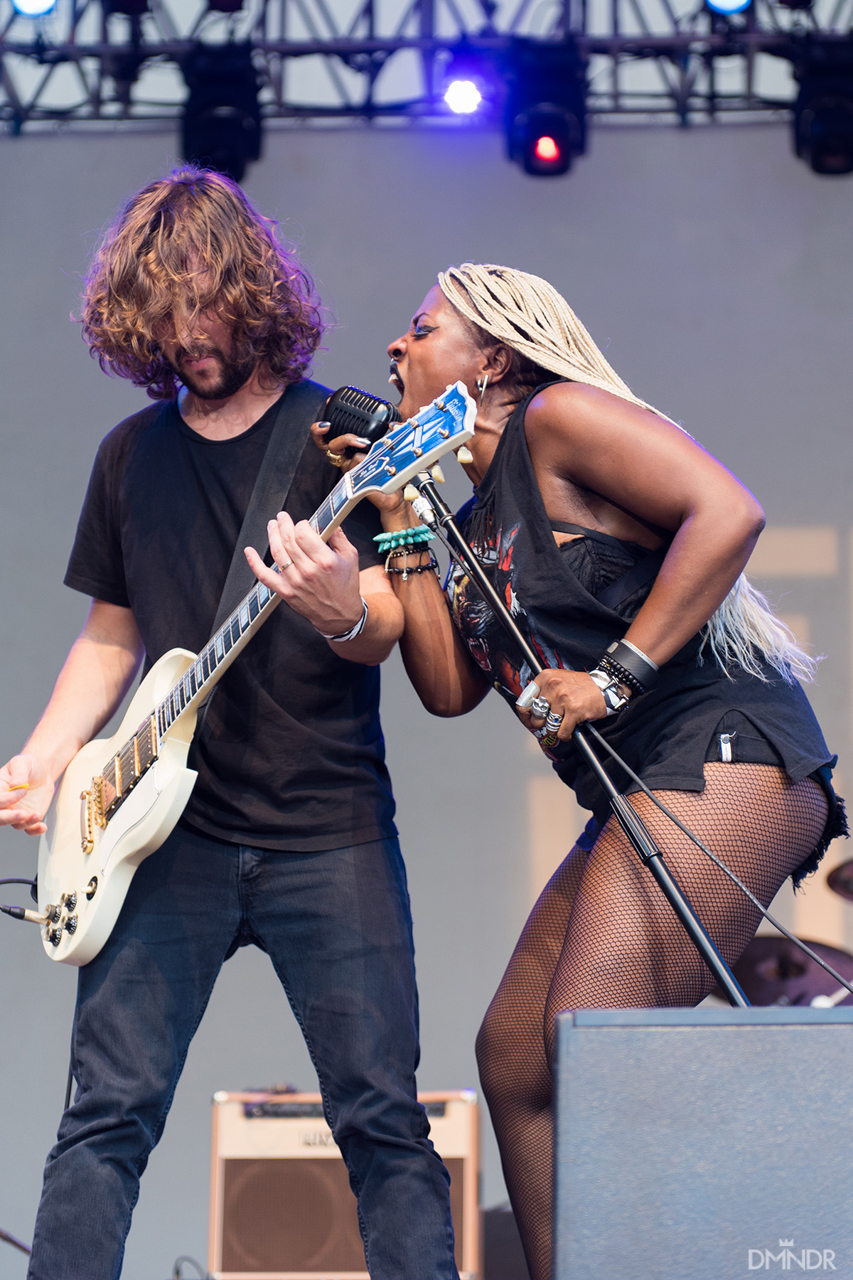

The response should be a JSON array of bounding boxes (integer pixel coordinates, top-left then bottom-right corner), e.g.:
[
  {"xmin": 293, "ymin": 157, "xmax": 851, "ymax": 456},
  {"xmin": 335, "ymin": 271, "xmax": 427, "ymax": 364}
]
[
  {"xmin": 374, "ymin": 526, "xmax": 435, "ymax": 555},
  {"xmin": 599, "ymin": 638, "xmax": 659, "ymax": 695},
  {"xmin": 386, "ymin": 552, "xmax": 440, "ymax": 581},
  {"xmin": 384, "ymin": 545, "xmax": 435, "ymax": 573},
  {"xmin": 598, "ymin": 654, "xmax": 645, "ymax": 697}
]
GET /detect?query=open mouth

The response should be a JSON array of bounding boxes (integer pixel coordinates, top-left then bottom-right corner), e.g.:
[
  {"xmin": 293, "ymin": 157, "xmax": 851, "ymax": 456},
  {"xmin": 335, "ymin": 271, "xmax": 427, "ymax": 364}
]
[{"xmin": 388, "ymin": 361, "xmax": 404, "ymax": 396}]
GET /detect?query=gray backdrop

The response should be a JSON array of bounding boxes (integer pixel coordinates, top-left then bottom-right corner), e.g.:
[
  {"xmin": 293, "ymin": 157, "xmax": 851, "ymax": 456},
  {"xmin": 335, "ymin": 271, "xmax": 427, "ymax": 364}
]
[{"xmin": 1, "ymin": 121, "xmax": 851, "ymax": 1278}]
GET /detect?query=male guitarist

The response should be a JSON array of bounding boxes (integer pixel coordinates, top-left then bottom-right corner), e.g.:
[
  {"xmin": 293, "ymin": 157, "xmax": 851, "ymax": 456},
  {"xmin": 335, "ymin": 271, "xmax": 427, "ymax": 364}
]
[{"xmin": 0, "ymin": 166, "xmax": 459, "ymax": 1280}]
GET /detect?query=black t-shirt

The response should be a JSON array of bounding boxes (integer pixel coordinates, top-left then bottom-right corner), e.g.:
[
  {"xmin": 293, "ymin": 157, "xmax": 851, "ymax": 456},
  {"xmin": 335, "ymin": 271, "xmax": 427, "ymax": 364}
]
[{"xmin": 64, "ymin": 386, "xmax": 397, "ymax": 852}]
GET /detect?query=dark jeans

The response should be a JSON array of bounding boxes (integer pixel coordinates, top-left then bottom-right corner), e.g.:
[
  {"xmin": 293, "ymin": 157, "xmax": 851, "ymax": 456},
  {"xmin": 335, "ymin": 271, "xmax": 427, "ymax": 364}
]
[{"xmin": 27, "ymin": 825, "xmax": 458, "ymax": 1280}]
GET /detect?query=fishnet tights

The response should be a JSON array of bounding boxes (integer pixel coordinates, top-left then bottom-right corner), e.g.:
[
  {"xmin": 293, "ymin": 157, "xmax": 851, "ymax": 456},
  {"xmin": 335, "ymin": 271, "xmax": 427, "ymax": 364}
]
[{"xmin": 476, "ymin": 763, "xmax": 828, "ymax": 1280}]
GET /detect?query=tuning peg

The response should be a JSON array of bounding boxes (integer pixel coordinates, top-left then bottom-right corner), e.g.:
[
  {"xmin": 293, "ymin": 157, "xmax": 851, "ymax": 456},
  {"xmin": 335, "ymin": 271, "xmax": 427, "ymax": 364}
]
[
  {"xmin": 403, "ymin": 485, "xmax": 419, "ymax": 502},
  {"xmin": 456, "ymin": 446, "xmax": 474, "ymax": 466},
  {"xmin": 429, "ymin": 463, "xmax": 445, "ymax": 484}
]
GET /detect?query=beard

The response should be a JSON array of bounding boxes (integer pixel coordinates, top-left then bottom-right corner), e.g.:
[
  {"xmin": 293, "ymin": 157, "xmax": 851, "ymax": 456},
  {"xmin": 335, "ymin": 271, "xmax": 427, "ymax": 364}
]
[{"xmin": 169, "ymin": 344, "xmax": 257, "ymax": 401}]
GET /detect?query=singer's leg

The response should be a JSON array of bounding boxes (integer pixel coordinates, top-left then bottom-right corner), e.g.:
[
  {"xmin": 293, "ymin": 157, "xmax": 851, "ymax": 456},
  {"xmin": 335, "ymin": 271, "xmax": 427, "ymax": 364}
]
[{"xmin": 477, "ymin": 765, "xmax": 828, "ymax": 1280}]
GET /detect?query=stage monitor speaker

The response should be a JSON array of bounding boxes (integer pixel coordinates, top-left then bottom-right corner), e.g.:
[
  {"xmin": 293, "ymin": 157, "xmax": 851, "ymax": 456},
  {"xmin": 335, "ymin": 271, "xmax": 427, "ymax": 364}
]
[
  {"xmin": 554, "ymin": 1007, "xmax": 853, "ymax": 1280},
  {"xmin": 209, "ymin": 1089, "xmax": 481, "ymax": 1280}
]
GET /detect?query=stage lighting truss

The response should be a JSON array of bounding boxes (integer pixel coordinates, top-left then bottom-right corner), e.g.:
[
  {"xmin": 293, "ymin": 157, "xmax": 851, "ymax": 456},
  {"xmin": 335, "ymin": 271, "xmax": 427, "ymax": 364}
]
[{"xmin": 0, "ymin": 0, "xmax": 852, "ymax": 132}]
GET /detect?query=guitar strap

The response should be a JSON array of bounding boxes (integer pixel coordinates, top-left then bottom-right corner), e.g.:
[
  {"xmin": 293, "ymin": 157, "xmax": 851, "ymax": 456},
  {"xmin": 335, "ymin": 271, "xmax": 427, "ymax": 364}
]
[
  {"xmin": 190, "ymin": 379, "xmax": 329, "ymax": 730},
  {"xmin": 209, "ymin": 378, "xmax": 330, "ymax": 635}
]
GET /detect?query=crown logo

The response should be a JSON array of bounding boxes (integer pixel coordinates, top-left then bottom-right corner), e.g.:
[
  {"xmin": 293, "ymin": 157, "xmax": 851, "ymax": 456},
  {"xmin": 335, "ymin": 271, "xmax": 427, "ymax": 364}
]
[{"xmin": 779, "ymin": 1240, "xmax": 795, "ymax": 1247}]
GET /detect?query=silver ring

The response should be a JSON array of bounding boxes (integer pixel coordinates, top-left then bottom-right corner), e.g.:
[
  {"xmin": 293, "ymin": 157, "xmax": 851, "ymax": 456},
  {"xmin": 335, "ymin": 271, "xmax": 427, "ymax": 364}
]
[
  {"xmin": 515, "ymin": 681, "xmax": 540, "ymax": 710},
  {"xmin": 279, "ymin": 558, "xmax": 293, "ymax": 571},
  {"xmin": 545, "ymin": 711, "xmax": 564, "ymax": 733},
  {"xmin": 530, "ymin": 695, "xmax": 551, "ymax": 719}
]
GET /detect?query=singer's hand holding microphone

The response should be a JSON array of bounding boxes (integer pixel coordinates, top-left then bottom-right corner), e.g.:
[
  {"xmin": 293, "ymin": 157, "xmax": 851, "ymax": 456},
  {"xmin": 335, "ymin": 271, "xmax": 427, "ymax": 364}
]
[{"xmin": 311, "ymin": 384, "xmax": 411, "ymax": 516}]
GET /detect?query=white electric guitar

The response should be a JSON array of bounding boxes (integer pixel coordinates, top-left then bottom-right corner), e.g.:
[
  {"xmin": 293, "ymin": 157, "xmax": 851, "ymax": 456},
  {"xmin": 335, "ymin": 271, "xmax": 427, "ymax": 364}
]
[{"xmin": 36, "ymin": 383, "xmax": 475, "ymax": 965}]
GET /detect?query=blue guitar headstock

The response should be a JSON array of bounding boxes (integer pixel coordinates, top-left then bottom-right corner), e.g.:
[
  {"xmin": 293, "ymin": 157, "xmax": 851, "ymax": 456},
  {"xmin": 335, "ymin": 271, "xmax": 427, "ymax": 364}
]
[{"xmin": 348, "ymin": 382, "xmax": 476, "ymax": 498}]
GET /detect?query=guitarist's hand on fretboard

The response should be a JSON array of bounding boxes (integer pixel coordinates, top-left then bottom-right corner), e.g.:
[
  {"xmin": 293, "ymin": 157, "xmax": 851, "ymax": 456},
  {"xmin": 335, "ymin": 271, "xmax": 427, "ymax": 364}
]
[
  {"xmin": 245, "ymin": 510, "xmax": 403, "ymax": 667},
  {"xmin": 245, "ymin": 509, "xmax": 364, "ymax": 639}
]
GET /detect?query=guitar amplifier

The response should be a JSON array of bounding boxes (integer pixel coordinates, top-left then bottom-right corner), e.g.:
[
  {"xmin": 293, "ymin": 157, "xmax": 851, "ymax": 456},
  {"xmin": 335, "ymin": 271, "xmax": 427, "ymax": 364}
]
[{"xmin": 209, "ymin": 1089, "xmax": 481, "ymax": 1280}]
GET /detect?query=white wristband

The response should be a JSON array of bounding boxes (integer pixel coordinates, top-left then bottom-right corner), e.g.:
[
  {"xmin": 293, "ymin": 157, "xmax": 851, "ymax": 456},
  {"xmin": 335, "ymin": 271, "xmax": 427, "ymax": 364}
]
[{"xmin": 319, "ymin": 597, "xmax": 368, "ymax": 643}]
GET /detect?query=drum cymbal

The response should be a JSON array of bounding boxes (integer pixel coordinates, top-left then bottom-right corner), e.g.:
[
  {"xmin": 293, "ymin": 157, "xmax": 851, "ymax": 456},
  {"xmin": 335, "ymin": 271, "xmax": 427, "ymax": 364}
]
[
  {"xmin": 712, "ymin": 935, "xmax": 853, "ymax": 1007},
  {"xmin": 827, "ymin": 859, "xmax": 853, "ymax": 903}
]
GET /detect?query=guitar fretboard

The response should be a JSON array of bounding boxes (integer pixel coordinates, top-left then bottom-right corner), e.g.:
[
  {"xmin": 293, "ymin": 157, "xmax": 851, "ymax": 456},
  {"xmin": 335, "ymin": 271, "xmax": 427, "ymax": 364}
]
[{"xmin": 154, "ymin": 578, "xmax": 279, "ymax": 738}]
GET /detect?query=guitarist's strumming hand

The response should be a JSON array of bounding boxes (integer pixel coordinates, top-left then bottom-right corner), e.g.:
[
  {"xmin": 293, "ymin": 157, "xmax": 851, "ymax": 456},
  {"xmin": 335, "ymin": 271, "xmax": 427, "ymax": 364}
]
[{"xmin": 0, "ymin": 753, "xmax": 53, "ymax": 837}]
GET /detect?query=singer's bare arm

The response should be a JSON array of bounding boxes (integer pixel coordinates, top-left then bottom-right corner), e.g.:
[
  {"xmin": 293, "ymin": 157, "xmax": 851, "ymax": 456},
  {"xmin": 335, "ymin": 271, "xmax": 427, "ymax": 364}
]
[
  {"xmin": 524, "ymin": 381, "xmax": 765, "ymax": 669},
  {"xmin": 379, "ymin": 500, "xmax": 491, "ymax": 716}
]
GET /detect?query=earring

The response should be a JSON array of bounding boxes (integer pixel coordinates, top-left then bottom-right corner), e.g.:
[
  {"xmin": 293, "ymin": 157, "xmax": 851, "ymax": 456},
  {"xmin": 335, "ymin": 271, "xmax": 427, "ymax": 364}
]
[{"xmin": 476, "ymin": 373, "xmax": 489, "ymax": 403}]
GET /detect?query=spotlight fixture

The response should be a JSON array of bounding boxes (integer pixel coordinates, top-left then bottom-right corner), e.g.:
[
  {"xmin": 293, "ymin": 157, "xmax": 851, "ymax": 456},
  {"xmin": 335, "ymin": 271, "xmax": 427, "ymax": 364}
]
[
  {"xmin": 704, "ymin": 0, "xmax": 751, "ymax": 14},
  {"xmin": 11, "ymin": 0, "xmax": 57, "ymax": 13},
  {"xmin": 505, "ymin": 39, "xmax": 587, "ymax": 176},
  {"xmin": 441, "ymin": 44, "xmax": 490, "ymax": 116},
  {"xmin": 792, "ymin": 39, "xmax": 853, "ymax": 175},
  {"xmin": 445, "ymin": 79, "xmax": 482, "ymax": 115},
  {"xmin": 181, "ymin": 43, "xmax": 262, "ymax": 184}
]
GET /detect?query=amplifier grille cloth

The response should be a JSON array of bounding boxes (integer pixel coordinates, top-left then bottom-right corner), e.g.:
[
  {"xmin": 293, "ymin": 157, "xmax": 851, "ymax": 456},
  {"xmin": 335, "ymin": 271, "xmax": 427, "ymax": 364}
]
[{"xmin": 221, "ymin": 1155, "xmax": 464, "ymax": 1272}]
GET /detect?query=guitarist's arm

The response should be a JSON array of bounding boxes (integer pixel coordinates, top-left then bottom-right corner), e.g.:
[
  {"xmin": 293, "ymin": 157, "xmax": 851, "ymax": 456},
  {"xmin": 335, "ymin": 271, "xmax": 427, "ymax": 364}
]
[{"xmin": 0, "ymin": 600, "xmax": 144, "ymax": 837}]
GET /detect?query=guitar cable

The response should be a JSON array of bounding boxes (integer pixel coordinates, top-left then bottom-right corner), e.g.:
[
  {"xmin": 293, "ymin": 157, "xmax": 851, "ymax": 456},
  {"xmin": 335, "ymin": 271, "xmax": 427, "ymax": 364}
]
[{"xmin": 0, "ymin": 876, "xmax": 41, "ymax": 922}]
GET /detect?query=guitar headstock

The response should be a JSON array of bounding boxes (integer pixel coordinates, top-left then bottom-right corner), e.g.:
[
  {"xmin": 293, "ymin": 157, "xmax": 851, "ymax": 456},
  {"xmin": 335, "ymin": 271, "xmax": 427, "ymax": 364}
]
[{"xmin": 347, "ymin": 382, "xmax": 476, "ymax": 498}]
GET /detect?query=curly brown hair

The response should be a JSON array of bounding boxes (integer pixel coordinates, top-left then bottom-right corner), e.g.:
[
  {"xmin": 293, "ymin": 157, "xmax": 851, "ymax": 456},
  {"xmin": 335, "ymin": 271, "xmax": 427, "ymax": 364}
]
[{"xmin": 81, "ymin": 165, "xmax": 323, "ymax": 400}]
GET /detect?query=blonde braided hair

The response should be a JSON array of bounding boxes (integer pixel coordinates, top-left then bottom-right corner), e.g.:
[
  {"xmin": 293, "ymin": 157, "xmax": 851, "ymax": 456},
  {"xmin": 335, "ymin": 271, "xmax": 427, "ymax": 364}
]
[{"xmin": 437, "ymin": 262, "xmax": 815, "ymax": 684}]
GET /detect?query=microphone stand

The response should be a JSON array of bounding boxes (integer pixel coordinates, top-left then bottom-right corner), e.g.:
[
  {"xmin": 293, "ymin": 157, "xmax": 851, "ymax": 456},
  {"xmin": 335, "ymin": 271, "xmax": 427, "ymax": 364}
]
[{"xmin": 410, "ymin": 473, "xmax": 749, "ymax": 1009}]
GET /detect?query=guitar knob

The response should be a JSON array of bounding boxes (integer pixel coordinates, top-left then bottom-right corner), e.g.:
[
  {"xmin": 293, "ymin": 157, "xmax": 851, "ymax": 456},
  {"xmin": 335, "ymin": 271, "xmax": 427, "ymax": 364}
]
[
  {"xmin": 64, "ymin": 915, "xmax": 78, "ymax": 935},
  {"xmin": 63, "ymin": 892, "xmax": 78, "ymax": 912},
  {"xmin": 45, "ymin": 903, "xmax": 61, "ymax": 924},
  {"xmin": 48, "ymin": 927, "xmax": 63, "ymax": 947}
]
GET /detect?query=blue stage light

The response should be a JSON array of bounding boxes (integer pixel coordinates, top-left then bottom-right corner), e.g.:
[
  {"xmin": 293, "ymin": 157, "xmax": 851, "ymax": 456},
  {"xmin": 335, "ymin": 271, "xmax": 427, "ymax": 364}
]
[
  {"xmin": 444, "ymin": 79, "xmax": 482, "ymax": 115},
  {"xmin": 705, "ymin": 0, "xmax": 751, "ymax": 14},
  {"xmin": 12, "ymin": 0, "xmax": 57, "ymax": 15}
]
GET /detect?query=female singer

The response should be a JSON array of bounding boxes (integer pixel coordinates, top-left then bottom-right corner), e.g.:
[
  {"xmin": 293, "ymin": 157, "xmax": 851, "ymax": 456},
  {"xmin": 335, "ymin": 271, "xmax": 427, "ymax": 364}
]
[{"xmin": 315, "ymin": 264, "xmax": 844, "ymax": 1280}]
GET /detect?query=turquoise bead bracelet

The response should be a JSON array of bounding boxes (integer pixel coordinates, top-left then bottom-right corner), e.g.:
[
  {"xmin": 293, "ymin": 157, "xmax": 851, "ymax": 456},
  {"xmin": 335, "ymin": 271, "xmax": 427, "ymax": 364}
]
[{"xmin": 374, "ymin": 526, "xmax": 435, "ymax": 554}]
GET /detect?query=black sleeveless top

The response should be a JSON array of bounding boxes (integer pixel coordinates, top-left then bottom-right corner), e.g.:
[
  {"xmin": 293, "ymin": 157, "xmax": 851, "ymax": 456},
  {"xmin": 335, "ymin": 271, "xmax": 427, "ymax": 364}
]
[{"xmin": 446, "ymin": 386, "xmax": 836, "ymax": 827}]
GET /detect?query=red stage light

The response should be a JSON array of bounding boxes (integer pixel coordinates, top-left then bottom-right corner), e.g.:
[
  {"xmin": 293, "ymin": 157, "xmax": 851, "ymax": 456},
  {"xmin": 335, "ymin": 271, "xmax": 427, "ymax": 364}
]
[{"xmin": 534, "ymin": 135, "xmax": 561, "ymax": 162}]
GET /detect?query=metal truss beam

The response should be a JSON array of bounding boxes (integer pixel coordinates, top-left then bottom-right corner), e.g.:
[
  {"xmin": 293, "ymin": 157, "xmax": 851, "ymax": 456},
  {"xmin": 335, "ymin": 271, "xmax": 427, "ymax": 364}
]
[{"xmin": 1, "ymin": 0, "xmax": 852, "ymax": 131}]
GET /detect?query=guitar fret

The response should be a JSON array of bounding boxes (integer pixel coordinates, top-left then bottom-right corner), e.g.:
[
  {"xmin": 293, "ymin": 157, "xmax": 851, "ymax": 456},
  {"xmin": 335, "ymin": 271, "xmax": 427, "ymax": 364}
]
[
  {"xmin": 137, "ymin": 716, "xmax": 158, "ymax": 769},
  {"xmin": 329, "ymin": 487, "xmax": 350, "ymax": 518},
  {"xmin": 248, "ymin": 592, "xmax": 259, "ymax": 621},
  {"xmin": 101, "ymin": 760, "xmax": 118, "ymax": 812},
  {"xmin": 118, "ymin": 745, "xmax": 137, "ymax": 795}
]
